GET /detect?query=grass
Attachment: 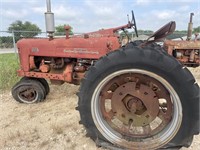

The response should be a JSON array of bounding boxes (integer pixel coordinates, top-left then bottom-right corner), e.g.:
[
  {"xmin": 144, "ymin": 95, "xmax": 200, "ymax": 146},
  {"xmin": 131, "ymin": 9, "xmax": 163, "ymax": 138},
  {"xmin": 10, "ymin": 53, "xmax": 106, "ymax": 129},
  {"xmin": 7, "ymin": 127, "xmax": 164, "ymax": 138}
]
[
  {"xmin": 51, "ymin": 123, "xmax": 65, "ymax": 135},
  {"xmin": 0, "ymin": 53, "xmax": 20, "ymax": 90},
  {"xmin": 5, "ymin": 127, "xmax": 40, "ymax": 148}
]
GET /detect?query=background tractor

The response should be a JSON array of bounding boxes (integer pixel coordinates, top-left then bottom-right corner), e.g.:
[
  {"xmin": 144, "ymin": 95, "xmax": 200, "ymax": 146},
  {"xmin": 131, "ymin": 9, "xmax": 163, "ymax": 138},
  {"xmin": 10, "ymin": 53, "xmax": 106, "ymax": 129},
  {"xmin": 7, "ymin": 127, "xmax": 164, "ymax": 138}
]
[
  {"xmin": 164, "ymin": 13, "xmax": 200, "ymax": 67},
  {"xmin": 11, "ymin": 0, "xmax": 199, "ymax": 149}
]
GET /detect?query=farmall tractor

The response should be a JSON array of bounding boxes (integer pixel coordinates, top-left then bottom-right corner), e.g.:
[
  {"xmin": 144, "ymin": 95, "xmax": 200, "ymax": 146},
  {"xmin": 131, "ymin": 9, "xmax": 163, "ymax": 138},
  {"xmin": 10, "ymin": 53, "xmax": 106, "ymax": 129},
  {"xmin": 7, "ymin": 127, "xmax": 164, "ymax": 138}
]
[{"xmin": 11, "ymin": 0, "xmax": 199, "ymax": 149}]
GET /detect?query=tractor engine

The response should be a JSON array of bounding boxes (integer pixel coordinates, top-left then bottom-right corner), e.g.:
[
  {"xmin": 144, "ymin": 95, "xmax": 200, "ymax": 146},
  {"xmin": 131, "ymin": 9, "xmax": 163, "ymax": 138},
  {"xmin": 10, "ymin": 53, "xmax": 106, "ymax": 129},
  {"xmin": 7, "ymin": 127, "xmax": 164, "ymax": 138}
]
[
  {"xmin": 32, "ymin": 56, "xmax": 94, "ymax": 85},
  {"xmin": 33, "ymin": 56, "xmax": 95, "ymax": 84},
  {"xmin": 164, "ymin": 39, "xmax": 200, "ymax": 67}
]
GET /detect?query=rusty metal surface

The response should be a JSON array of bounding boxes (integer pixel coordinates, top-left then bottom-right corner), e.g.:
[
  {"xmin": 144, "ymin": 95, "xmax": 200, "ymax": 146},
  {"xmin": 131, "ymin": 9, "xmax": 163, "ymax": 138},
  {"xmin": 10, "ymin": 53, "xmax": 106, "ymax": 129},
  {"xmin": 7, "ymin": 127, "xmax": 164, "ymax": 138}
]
[
  {"xmin": 18, "ymin": 86, "xmax": 37, "ymax": 102},
  {"xmin": 16, "ymin": 22, "xmax": 128, "ymax": 83},
  {"xmin": 29, "ymin": 56, "xmax": 36, "ymax": 70},
  {"xmin": 18, "ymin": 70, "xmax": 64, "ymax": 80},
  {"xmin": 164, "ymin": 40, "xmax": 200, "ymax": 49},
  {"xmin": 17, "ymin": 65, "xmax": 73, "ymax": 83},
  {"xmin": 39, "ymin": 64, "xmax": 50, "ymax": 73},
  {"xmin": 74, "ymin": 66, "xmax": 86, "ymax": 72},
  {"xmin": 39, "ymin": 59, "xmax": 50, "ymax": 73},
  {"xmin": 99, "ymin": 73, "xmax": 172, "ymax": 138},
  {"xmin": 111, "ymin": 82, "xmax": 159, "ymax": 126},
  {"xmin": 64, "ymin": 25, "xmax": 71, "ymax": 39},
  {"xmin": 164, "ymin": 40, "xmax": 200, "ymax": 66},
  {"xmin": 17, "ymin": 35, "xmax": 120, "ymax": 74},
  {"xmin": 187, "ymin": 13, "xmax": 194, "ymax": 40},
  {"xmin": 63, "ymin": 63, "xmax": 73, "ymax": 82},
  {"xmin": 147, "ymin": 21, "xmax": 176, "ymax": 42},
  {"xmin": 73, "ymin": 72, "xmax": 85, "ymax": 84}
]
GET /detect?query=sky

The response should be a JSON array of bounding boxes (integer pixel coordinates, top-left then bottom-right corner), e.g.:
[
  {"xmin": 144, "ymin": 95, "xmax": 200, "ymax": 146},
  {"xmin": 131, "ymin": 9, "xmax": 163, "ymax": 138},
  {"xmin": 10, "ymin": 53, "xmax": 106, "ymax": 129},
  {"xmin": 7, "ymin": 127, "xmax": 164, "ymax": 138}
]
[{"xmin": 0, "ymin": 0, "xmax": 199, "ymax": 33}]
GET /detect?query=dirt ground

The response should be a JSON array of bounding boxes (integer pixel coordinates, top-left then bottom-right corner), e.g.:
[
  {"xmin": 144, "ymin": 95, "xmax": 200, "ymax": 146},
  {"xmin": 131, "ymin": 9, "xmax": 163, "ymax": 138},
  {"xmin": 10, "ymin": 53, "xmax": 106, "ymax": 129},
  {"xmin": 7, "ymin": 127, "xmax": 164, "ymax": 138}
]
[{"xmin": 0, "ymin": 67, "xmax": 200, "ymax": 150}]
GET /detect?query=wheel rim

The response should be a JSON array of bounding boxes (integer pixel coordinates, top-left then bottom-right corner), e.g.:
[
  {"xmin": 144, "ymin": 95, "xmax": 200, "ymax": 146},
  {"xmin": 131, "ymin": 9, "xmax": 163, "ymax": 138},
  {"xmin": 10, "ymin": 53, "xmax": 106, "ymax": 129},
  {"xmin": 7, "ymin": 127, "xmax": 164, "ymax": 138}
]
[
  {"xmin": 17, "ymin": 86, "xmax": 39, "ymax": 103},
  {"xmin": 91, "ymin": 69, "xmax": 182, "ymax": 150}
]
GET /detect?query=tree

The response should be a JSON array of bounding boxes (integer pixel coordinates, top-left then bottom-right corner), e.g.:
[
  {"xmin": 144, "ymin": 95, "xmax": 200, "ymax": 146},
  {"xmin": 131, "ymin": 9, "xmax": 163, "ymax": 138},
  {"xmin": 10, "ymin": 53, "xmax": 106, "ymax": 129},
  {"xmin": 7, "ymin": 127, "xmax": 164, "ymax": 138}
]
[
  {"xmin": 166, "ymin": 30, "xmax": 187, "ymax": 39},
  {"xmin": 55, "ymin": 24, "xmax": 73, "ymax": 36},
  {"xmin": 0, "ymin": 36, "xmax": 13, "ymax": 48},
  {"xmin": 137, "ymin": 30, "xmax": 153, "ymax": 35},
  {"xmin": 193, "ymin": 26, "xmax": 200, "ymax": 33},
  {"xmin": 8, "ymin": 20, "xmax": 41, "ymax": 42}
]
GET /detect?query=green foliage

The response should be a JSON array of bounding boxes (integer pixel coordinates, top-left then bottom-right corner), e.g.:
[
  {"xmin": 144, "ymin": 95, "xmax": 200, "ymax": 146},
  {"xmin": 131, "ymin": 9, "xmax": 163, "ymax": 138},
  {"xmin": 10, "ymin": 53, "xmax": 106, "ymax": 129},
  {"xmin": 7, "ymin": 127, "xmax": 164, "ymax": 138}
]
[
  {"xmin": 167, "ymin": 26, "xmax": 200, "ymax": 39},
  {"xmin": 0, "ymin": 36, "xmax": 13, "ymax": 48},
  {"xmin": 137, "ymin": 30, "xmax": 153, "ymax": 35},
  {"xmin": 55, "ymin": 24, "xmax": 73, "ymax": 36},
  {"xmin": 8, "ymin": 20, "xmax": 41, "ymax": 42},
  {"xmin": 119, "ymin": 30, "xmax": 153, "ymax": 40},
  {"xmin": 119, "ymin": 29, "xmax": 195, "ymax": 40},
  {"xmin": 0, "ymin": 53, "xmax": 20, "ymax": 90},
  {"xmin": 193, "ymin": 26, "xmax": 200, "ymax": 33},
  {"xmin": 166, "ymin": 30, "xmax": 187, "ymax": 39},
  {"xmin": 120, "ymin": 29, "xmax": 129, "ymax": 36}
]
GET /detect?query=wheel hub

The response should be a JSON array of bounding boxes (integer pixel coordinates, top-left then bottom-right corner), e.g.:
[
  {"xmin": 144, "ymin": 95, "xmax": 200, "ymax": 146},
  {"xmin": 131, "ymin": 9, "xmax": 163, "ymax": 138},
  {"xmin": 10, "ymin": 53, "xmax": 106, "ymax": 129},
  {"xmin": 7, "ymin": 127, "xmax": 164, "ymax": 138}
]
[
  {"xmin": 125, "ymin": 96, "xmax": 146, "ymax": 114},
  {"xmin": 18, "ymin": 87, "xmax": 37, "ymax": 102},
  {"xmin": 111, "ymin": 82, "xmax": 159, "ymax": 126},
  {"xmin": 99, "ymin": 72, "xmax": 173, "ymax": 139}
]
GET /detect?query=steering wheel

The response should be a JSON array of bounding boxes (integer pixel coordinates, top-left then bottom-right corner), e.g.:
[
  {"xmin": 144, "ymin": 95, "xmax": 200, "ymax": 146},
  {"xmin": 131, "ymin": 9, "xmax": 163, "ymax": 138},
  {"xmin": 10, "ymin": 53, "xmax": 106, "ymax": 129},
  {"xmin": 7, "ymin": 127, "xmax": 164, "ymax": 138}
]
[{"xmin": 132, "ymin": 11, "xmax": 138, "ymax": 37}]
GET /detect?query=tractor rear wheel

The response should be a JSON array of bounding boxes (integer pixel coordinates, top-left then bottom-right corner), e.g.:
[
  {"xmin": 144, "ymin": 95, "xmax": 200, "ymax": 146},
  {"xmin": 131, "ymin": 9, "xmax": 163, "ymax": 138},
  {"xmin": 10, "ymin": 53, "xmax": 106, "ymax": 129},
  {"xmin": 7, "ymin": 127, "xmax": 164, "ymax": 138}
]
[
  {"xmin": 78, "ymin": 45, "xmax": 199, "ymax": 149},
  {"xmin": 12, "ymin": 79, "xmax": 46, "ymax": 103}
]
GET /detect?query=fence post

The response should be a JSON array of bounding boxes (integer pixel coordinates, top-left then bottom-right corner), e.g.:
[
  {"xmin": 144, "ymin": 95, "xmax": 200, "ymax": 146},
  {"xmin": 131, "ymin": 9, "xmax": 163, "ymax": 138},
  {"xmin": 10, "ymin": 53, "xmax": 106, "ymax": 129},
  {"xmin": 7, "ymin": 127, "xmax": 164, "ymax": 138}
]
[{"xmin": 12, "ymin": 30, "xmax": 17, "ymax": 55}]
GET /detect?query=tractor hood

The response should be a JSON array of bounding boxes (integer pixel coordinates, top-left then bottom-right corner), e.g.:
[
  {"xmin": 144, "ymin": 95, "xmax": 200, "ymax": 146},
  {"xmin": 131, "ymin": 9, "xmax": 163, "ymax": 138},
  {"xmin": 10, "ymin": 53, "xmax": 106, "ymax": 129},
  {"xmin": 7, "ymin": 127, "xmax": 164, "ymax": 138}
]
[{"xmin": 17, "ymin": 36, "xmax": 120, "ymax": 59}]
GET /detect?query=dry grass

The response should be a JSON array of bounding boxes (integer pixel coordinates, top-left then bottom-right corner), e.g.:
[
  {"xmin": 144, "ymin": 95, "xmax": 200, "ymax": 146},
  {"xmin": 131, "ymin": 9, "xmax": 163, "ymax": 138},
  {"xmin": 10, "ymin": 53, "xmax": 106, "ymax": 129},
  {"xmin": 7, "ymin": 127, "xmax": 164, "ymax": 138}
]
[
  {"xmin": 51, "ymin": 123, "xmax": 65, "ymax": 135},
  {"xmin": 7, "ymin": 130, "xmax": 21, "ymax": 141},
  {"xmin": 38, "ymin": 140, "xmax": 50, "ymax": 149}
]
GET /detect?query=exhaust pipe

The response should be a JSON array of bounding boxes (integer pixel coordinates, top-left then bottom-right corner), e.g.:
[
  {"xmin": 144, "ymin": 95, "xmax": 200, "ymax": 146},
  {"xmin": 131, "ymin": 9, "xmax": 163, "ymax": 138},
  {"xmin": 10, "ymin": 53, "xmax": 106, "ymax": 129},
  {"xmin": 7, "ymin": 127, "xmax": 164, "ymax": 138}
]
[
  {"xmin": 187, "ymin": 13, "xmax": 194, "ymax": 41},
  {"xmin": 45, "ymin": 0, "xmax": 55, "ymax": 38}
]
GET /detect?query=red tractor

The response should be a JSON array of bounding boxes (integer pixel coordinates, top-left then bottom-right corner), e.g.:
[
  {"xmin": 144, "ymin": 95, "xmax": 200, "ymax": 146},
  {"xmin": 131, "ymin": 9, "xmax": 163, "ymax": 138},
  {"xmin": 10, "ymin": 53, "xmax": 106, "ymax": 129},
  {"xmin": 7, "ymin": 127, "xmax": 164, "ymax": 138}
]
[{"xmin": 12, "ymin": 0, "xmax": 199, "ymax": 149}]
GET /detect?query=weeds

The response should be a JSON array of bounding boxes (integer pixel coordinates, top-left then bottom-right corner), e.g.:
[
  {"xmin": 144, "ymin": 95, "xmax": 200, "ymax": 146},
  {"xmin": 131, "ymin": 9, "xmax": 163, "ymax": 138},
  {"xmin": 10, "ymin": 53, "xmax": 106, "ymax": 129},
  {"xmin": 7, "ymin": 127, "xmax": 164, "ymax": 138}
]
[
  {"xmin": 7, "ymin": 130, "xmax": 21, "ymax": 141},
  {"xmin": 51, "ymin": 123, "xmax": 65, "ymax": 135},
  {"xmin": 5, "ymin": 127, "xmax": 40, "ymax": 147},
  {"xmin": 0, "ymin": 53, "xmax": 20, "ymax": 90},
  {"xmin": 39, "ymin": 140, "xmax": 49, "ymax": 149}
]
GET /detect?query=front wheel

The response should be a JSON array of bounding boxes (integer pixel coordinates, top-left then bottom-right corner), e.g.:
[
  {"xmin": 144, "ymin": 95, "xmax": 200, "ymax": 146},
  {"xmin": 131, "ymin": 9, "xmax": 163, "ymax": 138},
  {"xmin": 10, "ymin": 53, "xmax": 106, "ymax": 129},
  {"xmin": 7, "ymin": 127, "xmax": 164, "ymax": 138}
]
[
  {"xmin": 20, "ymin": 77, "xmax": 50, "ymax": 95},
  {"xmin": 78, "ymin": 45, "xmax": 199, "ymax": 149},
  {"xmin": 12, "ymin": 79, "xmax": 46, "ymax": 103}
]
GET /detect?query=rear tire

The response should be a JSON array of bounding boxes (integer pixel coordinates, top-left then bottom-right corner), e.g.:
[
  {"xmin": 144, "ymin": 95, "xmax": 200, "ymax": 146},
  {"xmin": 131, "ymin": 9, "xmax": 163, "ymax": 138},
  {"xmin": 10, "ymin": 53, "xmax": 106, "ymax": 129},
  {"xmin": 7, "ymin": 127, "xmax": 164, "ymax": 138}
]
[{"xmin": 78, "ymin": 45, "xmax": 199, "ymax": 149}]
